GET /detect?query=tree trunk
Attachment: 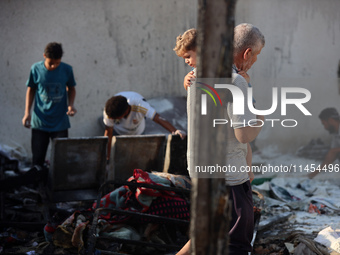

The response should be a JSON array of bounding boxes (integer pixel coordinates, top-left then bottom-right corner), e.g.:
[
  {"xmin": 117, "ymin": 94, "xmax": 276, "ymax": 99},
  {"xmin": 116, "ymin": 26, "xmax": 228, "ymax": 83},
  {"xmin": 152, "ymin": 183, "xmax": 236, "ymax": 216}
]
[{"xmin": 190, "ymin": 0, "xmax": 236, "ymax": 254}]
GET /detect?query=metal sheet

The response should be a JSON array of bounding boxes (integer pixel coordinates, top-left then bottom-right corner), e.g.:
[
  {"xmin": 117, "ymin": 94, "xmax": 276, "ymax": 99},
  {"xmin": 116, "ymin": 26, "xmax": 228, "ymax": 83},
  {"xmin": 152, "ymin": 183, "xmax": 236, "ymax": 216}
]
[
  {"xmin": 48, "ymin": 137, "xmax": 108, "ymax": 192},
  {"xmin": 108, "ymin": 134, "xmax": 166, "ymax": 181}
]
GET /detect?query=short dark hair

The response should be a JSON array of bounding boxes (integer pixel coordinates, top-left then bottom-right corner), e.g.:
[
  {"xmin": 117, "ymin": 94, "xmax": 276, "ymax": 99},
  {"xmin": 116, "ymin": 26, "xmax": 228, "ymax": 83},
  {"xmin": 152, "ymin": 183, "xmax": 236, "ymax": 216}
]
[
  {"xmin": 319, "ymin": 108, "xmax": 340, "ymax": 121},
  {"xmin": 44, "ymin": 42, "xmax": 63, "ymax": 59},
  {"xmin": 105, "ymin": 96, "xmax": 129, "ymax": 119}
]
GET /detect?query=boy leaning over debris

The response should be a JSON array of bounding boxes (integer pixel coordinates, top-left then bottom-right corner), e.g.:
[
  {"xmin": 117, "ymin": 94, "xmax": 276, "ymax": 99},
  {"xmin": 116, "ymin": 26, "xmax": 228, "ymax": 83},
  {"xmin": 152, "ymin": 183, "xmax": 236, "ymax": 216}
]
[
  {"xmin": 103, "ymin": 91, "xmax": 186, "ymax": 161},
  {"xmin": 173, "ymin": 24, "xmax": 265, "ymax": 254},
  {"xmin": 22, "ymin": 42, "xmax": 77, "ymax": 167}
]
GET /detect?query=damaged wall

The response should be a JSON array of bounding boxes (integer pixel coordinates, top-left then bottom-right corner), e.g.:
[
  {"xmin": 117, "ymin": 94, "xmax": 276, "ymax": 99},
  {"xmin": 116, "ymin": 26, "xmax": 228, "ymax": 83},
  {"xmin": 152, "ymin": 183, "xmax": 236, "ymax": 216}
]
[
  {"xmin": 0, "ymin": 0, "xmax": 339, "ymax": 158},
  {"xmin": 0, "ymin": 0, "xmax": 197, "ymax": 159},
  {"xmin": 235, "ymin": 0, "xmax": 340, "ymax": 152}
]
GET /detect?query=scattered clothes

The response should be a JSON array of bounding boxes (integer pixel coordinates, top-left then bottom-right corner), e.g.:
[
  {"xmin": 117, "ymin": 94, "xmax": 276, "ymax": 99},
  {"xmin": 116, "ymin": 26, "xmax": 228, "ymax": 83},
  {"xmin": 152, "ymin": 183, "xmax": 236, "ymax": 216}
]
[
  {"xmin": 269, "ymin": 182, "xmax": 301, "ymax": 202},
  {"xmin": 308, "ymin": 203, "xmax": 322, "ymax": 214},
  {"xmin": 314, "ymin": 226, "xmax": 340, "ymax": 253},
  {"xmin": 256, "ymin": 177, "xmax": 340, "ymax": 215},
  {"xmin": 0, "ymin": 228, "xmax": 45, "ymax": 255},
  {"xmin": 52, "ymin": 169, "xmax": 190, "ymax": 254},
  {"xmin": 293, "ymin": 242, "xmax": 326, "ymax": 255},
  {"xmin": 310, "ymin": 197, "xmax": 340, "ymax": 212},
  {"xmin": 0, "ymin": 142, "xmax": 28, "ymax": 167},
  {"xmin": 252, "ymin": 176, "xmax": 340, "ymax": 254},
  {"xmin": 145, "ymin": 197, "xmax": 189, "ymax": 220},
  {"xmin": 1, "ymin": 160, "xmax": 190, "ymax": 255},
  {"xmin": 284, "ymin": 242, "xmax": 295, "ymax": 253},
  {"xmin": 93, "ymin": 169, "xmax": 190, "ymax": 215},
  {"xmin": 2, "ymin": 139, "xmax": 340, "ymax": 255},
  {"xmin": 0, "ymin": 165, "xmax": 48, "ymax": 192},
  {"xmin": 257, "ymin": 212, "xmax": 293, "ymax": 232},
  {"xmin": 296, "ymin": 138, "xmax": 330, "ymax": 160},
  {"xmin": 151, "ymin": 171, "xmax": 191, "ymax": 190}
]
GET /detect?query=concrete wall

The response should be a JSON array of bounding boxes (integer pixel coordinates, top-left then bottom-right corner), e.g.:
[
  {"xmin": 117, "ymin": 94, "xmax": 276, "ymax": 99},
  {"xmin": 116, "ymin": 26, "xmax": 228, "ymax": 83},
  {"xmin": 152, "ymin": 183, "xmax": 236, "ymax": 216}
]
[
  {"xmin": 0, "ymin": 0, "xmax": 197, "ymax": 159},
  {"xmin": 235, "ymin": 0, "xmax": 340, "ymax": 152},
  {"xmin": 0, "ymin": 0, "xmax": 339, "ymax": 159}
]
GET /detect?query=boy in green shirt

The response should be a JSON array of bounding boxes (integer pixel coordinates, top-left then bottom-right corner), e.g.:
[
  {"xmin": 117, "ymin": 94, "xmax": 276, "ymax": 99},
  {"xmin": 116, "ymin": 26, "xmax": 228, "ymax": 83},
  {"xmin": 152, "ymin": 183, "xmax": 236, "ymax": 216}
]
[{"xmin": 22, "ymin": 42, "xmax": 77, "ymax": 167}]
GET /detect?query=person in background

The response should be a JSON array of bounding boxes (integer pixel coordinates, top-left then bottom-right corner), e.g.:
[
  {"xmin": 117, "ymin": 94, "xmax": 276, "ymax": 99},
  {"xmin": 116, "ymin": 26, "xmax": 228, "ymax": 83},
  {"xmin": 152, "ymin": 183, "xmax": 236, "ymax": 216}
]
[{"xmin": 309, "ymin": 107, "xmax": 340, "ymax": 178}]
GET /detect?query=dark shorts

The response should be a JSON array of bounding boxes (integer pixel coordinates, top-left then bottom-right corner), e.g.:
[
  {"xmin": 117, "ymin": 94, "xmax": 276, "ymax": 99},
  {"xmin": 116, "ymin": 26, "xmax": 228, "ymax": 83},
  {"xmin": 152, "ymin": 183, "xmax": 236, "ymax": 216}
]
[{"xmin": 228, "ymin": 181, "xmax": 254, "ymax": 255}]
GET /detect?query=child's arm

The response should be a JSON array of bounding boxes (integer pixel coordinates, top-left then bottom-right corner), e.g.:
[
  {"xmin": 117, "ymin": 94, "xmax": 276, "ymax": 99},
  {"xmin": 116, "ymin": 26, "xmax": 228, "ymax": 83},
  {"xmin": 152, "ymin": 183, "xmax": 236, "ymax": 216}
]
[
  {"xmin": 153, "ymin": 113, "xmax": 186, "ymax": 139},
  {"xmin": 183, "ymin": 71, "xmax": 195, "ymax": 91},
  {"xmin": 22, "ymin": 87, "xmax": 36, "ymax": 128},
  {"xmin": 104, "ymin": 126, "xmax": 113, "ymax": 162},
  {"xmin": 176, "ymin": 239, "xmax": 191, "ymax": 255},
  {"xmin": 308, "ymin": 147, "xmax": 340, "ymax": 179},
  {"xmin": 67, "ymin": 86, "xmax": 77, "ymax": 116}
]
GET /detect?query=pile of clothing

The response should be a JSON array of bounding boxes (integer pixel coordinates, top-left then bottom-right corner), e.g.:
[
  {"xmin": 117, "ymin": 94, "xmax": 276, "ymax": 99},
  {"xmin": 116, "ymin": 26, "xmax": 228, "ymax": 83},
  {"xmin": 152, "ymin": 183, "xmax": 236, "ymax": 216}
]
[{"xmin": 47, "ymin": 169, "xmax": 191, "ymax": 254}]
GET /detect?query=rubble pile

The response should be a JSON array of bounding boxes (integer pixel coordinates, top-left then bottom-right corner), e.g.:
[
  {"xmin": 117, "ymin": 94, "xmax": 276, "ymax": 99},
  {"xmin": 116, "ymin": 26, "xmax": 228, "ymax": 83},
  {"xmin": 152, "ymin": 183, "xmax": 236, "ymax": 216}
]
[
  {"xmin": 0, "ymin": 165, "xmax": 190, "ymax": 254},
  {"xmin": 2, "ymin": 141, "xmax": 340, "ymax": 254},
  {"xmin": 252, "ymin": 175, "xmax": 340, "ymax": 255},
  {"xmin": 296, "ymin": 139, "xmax": 329, "ymax": 160}
]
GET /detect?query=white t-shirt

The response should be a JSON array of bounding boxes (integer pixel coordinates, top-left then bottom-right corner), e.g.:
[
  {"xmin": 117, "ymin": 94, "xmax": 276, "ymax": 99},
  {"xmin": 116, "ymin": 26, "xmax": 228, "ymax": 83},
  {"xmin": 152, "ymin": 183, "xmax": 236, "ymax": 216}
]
[
  {"xmin": 103, "ymin": 91, "xmax": 156, "ymax": 135},
  {"xmin": 224, "ymin": 70, "xmax": 257, "ymax": 186},
  {"xmin": 331, "ymin": 129, "xmax": 340, "ymax": 148},
  {"xmin": 186, "ymin": 68, "xmax": 196, "ymax": 177},
  {"xmin": 186, "ymin": 68, "xmax": 255, "ymax": 185}
]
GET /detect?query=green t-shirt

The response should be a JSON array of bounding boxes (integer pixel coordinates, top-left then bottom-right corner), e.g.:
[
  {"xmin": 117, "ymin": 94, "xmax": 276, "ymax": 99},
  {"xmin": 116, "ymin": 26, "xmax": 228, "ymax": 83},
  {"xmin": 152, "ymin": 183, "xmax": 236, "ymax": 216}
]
[{"xmin": 26, "ymin": 61, "xmax": 76, "ymax": 132}]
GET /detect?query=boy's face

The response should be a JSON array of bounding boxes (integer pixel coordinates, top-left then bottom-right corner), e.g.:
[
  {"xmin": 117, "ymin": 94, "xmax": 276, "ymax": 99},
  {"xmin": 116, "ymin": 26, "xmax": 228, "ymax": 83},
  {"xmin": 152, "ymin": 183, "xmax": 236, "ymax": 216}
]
[
  {"xmin": 321, "ymin": 118, "xmax": 338, "ymax": 134},
  {"xmin": 109, "ymin": 106, "xmax": 131, "ymax": 120},
  {"xmin": 182, "ymin": 50, "xmax": 196, "ymax": 68},
  {"xmin": 44, "ymin": 55, "xmax": 61, "ymax": 71}
]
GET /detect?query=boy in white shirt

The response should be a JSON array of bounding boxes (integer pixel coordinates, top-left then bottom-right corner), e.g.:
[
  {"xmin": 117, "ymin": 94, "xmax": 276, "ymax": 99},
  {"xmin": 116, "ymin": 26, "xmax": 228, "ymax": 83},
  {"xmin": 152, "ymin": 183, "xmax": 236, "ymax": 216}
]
[{"xmin": 103, "ymin": 91, "xmax": 185, "ymax": 160}]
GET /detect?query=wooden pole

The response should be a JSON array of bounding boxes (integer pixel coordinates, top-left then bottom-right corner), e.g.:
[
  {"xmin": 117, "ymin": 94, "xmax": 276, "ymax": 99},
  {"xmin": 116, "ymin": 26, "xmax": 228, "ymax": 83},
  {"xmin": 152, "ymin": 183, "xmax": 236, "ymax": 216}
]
[{"xmin": 190, "ymin": 0, "xmax": 236, "ymax": 254}]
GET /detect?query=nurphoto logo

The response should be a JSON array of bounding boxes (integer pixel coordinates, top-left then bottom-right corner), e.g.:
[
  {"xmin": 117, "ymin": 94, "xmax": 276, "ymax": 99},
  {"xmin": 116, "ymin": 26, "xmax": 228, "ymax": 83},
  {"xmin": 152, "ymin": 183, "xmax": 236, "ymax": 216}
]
[
  {"xmin": 198, "ymin": 80, "xmax": 312, "ymax": 128},
  {"xmin": 196, "ymin": 82, "xmax": 222, "ymax": 115}
]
